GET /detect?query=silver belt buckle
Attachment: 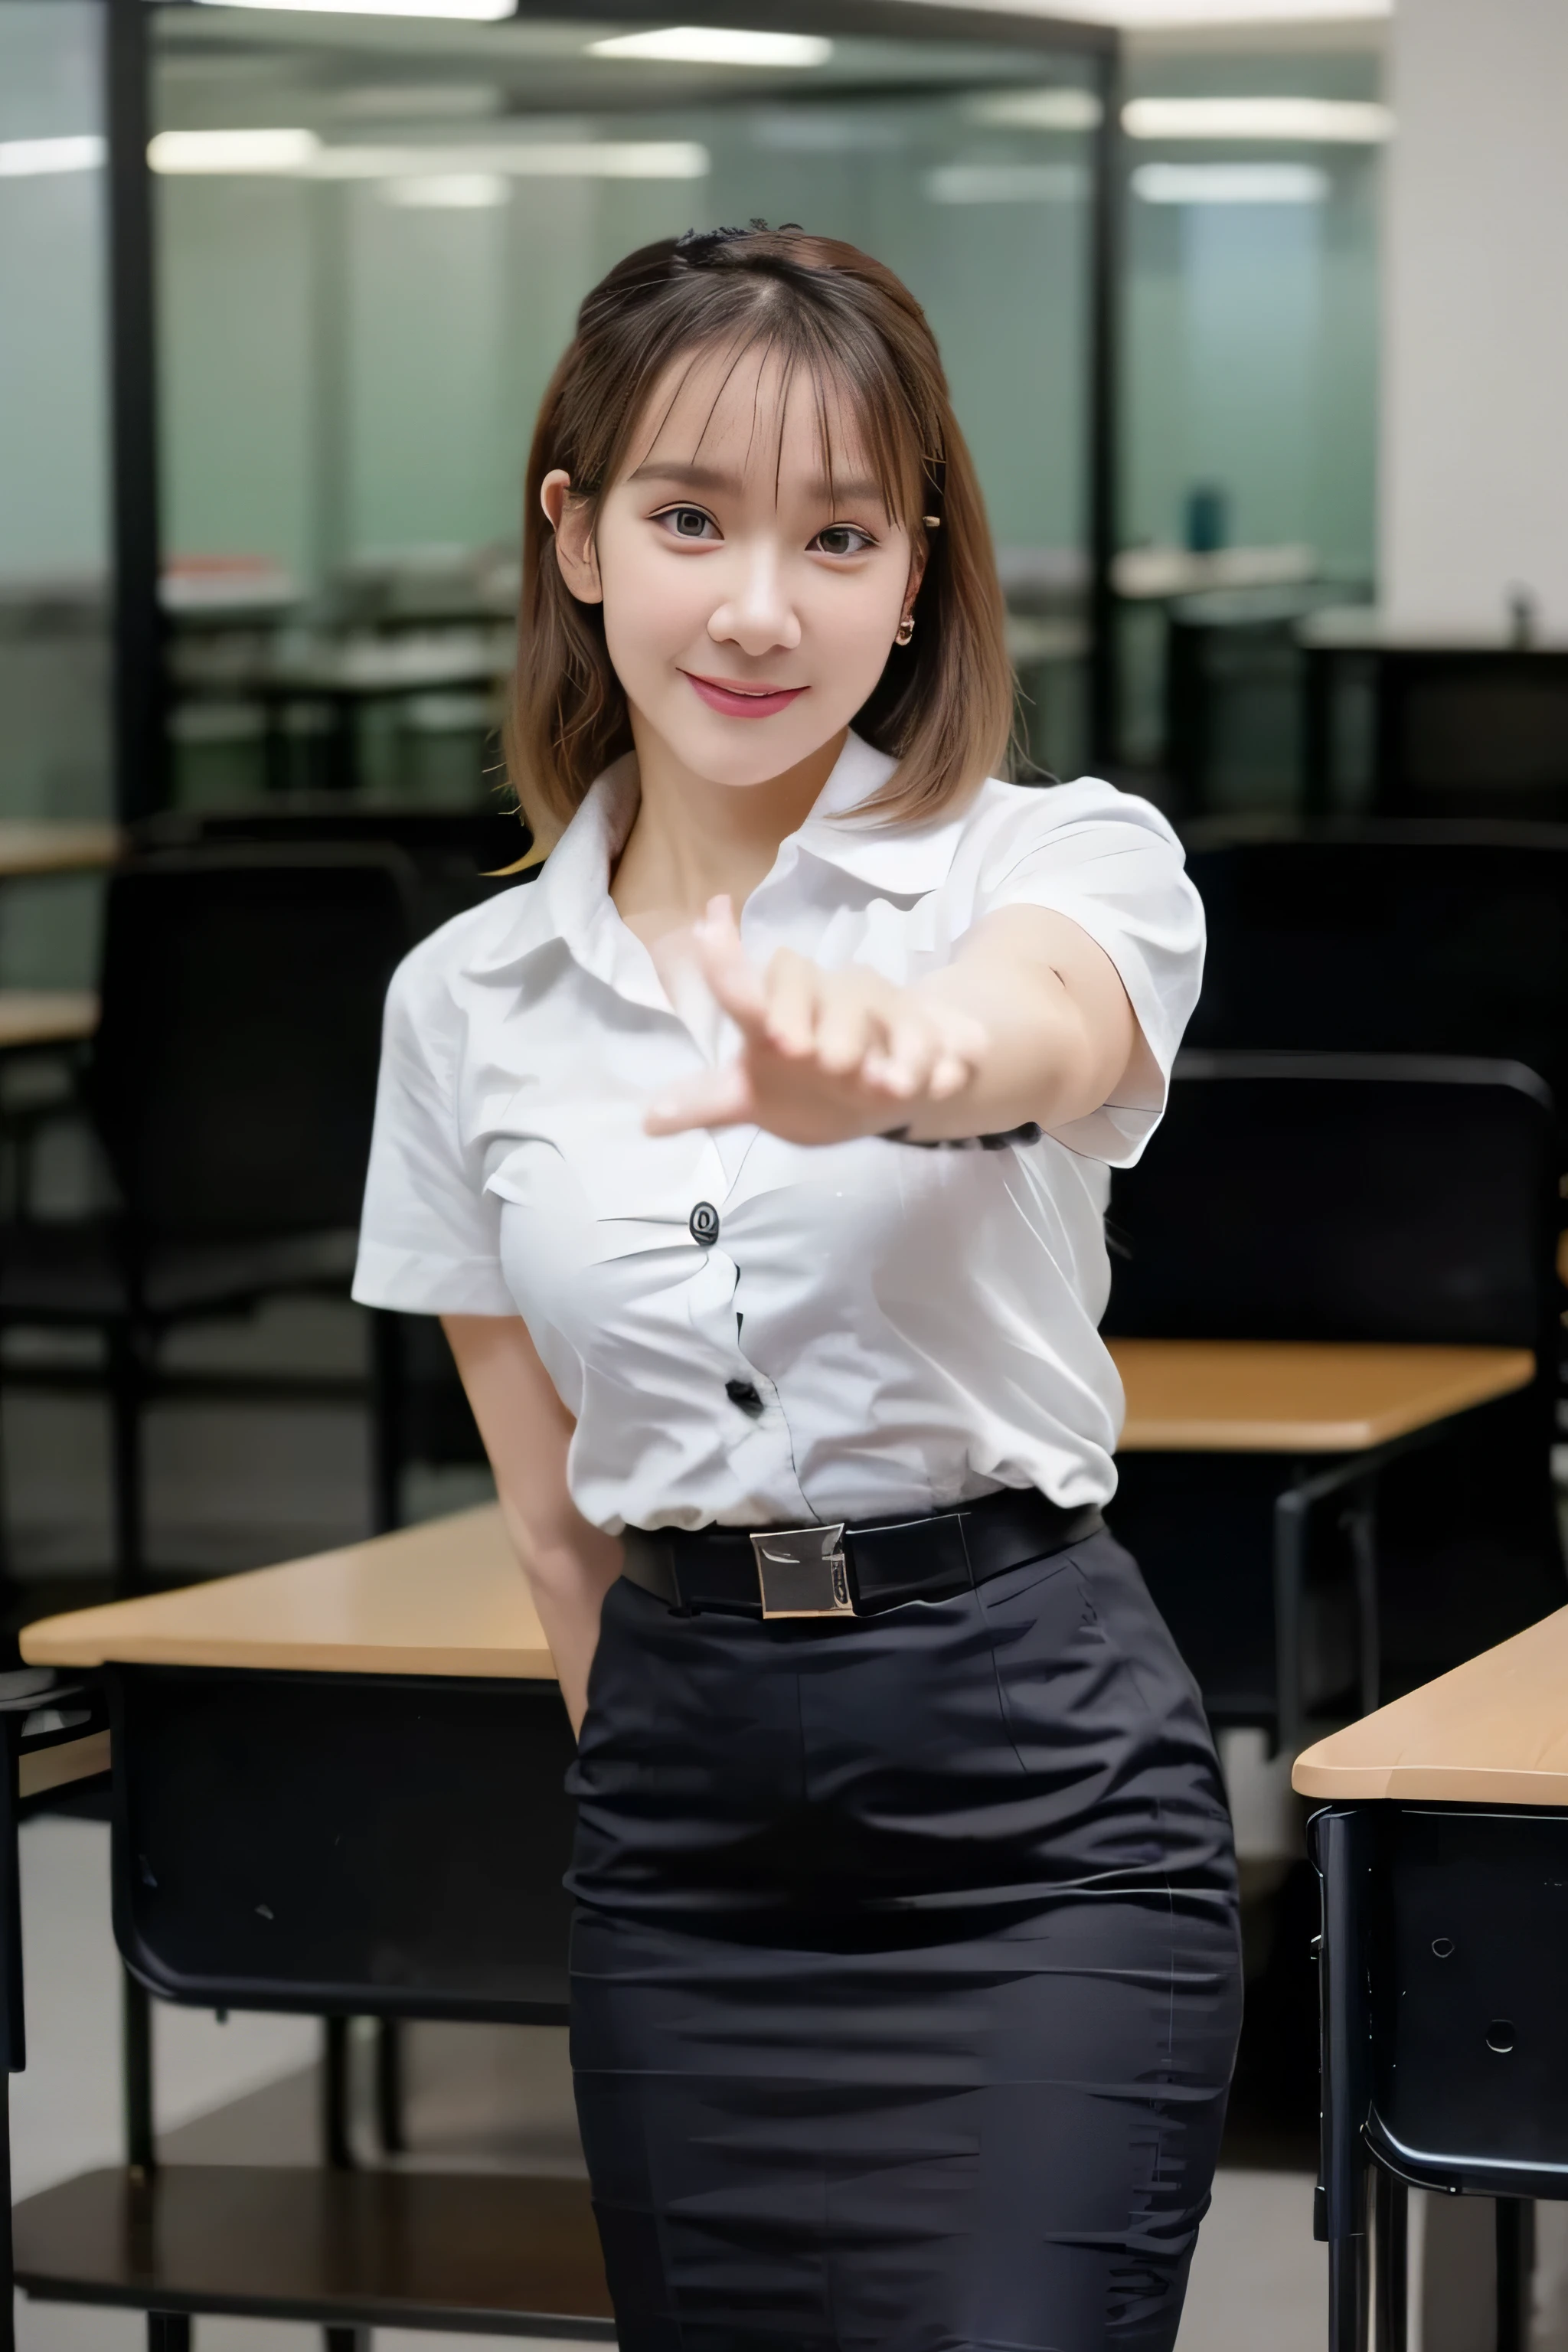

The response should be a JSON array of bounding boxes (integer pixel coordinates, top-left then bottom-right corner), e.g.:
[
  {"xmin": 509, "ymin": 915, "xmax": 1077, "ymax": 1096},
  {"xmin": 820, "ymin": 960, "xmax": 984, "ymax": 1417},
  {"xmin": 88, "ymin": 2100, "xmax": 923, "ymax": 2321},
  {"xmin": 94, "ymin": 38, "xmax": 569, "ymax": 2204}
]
[{"xmin": 750, "ymin": 1523, "xmax": 853, "ymax": 1619}]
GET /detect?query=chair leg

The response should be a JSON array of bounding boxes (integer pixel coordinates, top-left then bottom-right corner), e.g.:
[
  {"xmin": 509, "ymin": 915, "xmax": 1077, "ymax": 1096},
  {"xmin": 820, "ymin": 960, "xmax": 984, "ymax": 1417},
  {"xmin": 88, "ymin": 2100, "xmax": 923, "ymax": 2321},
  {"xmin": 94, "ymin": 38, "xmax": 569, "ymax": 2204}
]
[
  {"xmin": 147, "ymin": 2314, "xmax": 191, "ymax": 2352},
  {"xmin": 374, "ymin": 2017, "xmax": 407, "ymax": 2156},
  {"xmin": 1495, "ymin": 2197, "xmax": 1534, "ymax": 2352},
  {"xmin": 322, "ymin": 2015, "xmax": 354, "ymax": 2171},
  {"xmin": 123, "ymin": 1966, "xmax": 155, "ymax": 2178},
  {"xmin": 1373, "ymin": 2167, "xmax": 1406, "ymax": 2352},
  {"xmin": 323, "ymin": 2328, "xmax": 368, "ymax": 2352},
  {"xmin": 109, "ymin": 1326, "xmax": 148, "ymax": 1596},
  {"xmin": 1330, "ymin": 2230, "xmax": 1369, "ymax": 2352}
]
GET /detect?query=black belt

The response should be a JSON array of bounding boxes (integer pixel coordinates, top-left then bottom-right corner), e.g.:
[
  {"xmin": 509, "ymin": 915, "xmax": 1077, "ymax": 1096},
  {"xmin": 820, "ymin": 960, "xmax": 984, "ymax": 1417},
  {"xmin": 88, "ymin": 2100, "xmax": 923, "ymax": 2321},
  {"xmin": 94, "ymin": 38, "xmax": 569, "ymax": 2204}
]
[{"xmin": 619, "ymin": 1488, "xmax": 1103, "ymax": 1622}]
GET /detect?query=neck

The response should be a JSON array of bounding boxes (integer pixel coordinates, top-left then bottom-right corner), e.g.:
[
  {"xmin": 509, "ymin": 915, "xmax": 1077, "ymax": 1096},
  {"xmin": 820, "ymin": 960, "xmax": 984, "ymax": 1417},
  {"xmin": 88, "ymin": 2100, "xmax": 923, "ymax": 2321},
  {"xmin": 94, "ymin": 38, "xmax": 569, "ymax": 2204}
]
[{"xmin": 611, "ymin": 717, "xmax": 847, "ymax": 934}]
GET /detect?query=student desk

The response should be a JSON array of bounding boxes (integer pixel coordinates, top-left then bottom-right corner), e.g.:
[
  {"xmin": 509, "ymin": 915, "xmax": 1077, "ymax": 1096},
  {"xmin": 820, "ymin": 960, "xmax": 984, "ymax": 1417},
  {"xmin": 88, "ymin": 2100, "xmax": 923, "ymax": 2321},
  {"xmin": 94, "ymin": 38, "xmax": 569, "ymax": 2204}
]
[
  {"xmin": 1107, "ymin": 1338, "xmax": 1536, "ymax": 1745},
  {"xmin": 11, "ymin": 1507, "xmax": 612, "ymax": 2349},
  {"xmin": 1293, "ymin": 1610, "xmax": 1568, "ymax": 2352},
  {"xmin": 0, "ymin": 992, "xmax": 97, "ymax": 1054},
  {"xmin": 0, "ymin": 824, "xmax": 121, "ymax": 880}
]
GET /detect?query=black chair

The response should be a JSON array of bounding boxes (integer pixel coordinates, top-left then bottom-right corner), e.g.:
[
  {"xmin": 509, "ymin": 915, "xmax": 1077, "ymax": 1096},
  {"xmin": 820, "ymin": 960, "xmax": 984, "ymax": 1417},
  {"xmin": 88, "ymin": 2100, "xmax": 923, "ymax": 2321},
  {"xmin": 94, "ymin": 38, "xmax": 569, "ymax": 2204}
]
[
  {"xmin": 135, "ymin": 804, "xmax": 531, "ymax": 941},
  {"xmin": 0, "ymin": 848, "xmax": 420, "ymax": 1592},
  {"xmin": 1303, "ymin": 644, "xmax": 1568, "ymax": 819},
  {"xmin": 135, "ymin": 809, "xmax": 527, "ymax": 1517},
  {"xmin": 1102, "ymin": 1053, "xmax": 1564, "ymax": 1739},
  {"xmin": 1184, "ymin": 823, "xmax": 1568, "ymax": 1136}
]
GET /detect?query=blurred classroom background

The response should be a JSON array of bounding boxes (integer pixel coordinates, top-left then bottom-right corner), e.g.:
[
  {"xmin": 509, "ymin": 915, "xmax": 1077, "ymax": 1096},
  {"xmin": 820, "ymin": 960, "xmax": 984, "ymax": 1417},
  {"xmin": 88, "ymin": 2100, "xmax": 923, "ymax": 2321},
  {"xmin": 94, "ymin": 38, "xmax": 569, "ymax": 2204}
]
[{"xmin": 1, "ymin": 2, "xmax": 1566, "ymax": 2349}]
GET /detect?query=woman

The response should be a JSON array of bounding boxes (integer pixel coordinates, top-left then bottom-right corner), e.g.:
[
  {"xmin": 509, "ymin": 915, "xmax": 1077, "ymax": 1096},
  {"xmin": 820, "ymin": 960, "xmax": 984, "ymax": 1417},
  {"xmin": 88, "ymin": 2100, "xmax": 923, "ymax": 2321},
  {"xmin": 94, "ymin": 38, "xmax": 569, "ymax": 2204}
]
[{"xmin": 354, "ymin": 225, "xmax": 1240, "ymax": 2352}]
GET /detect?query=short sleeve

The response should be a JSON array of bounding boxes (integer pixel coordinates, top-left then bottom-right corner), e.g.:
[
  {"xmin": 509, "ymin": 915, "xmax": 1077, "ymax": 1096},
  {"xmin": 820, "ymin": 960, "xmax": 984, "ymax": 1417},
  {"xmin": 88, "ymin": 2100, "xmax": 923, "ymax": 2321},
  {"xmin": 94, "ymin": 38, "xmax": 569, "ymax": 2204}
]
[
  {"xmin": 351, "ymin": 946, "xmax": 515, "ymax": 1317},
  {"xmin": 973, "ymin": 779, "xmax": 1205, "ymax": 1166}
]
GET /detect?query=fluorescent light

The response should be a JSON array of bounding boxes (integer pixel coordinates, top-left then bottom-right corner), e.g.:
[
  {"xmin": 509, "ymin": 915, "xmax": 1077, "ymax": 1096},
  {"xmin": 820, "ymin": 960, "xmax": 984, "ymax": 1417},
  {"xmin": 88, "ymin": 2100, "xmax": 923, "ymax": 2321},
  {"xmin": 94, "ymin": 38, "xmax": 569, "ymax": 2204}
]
[
  {"xmin": 317, "ymin": 140, "xmax": 708, "ymax": 179},
  {"xmin": 587, "ymin": 27, "xmax": 831, "ymax": 67},
  {"xmin": 926, "ymin": 162, "xmax": 1087, "ymax": 204},
  {"xmin": 1132, "ymin": 161, "xmax": 1329, "ymax": 202},
  {"xmin": 149, "ymin": 128, "xmax": 322, "ymax": 173},
  {"xmin": 145, "ymin": 131, "xmax": 705, "ymax": 180},
  {"xmin": 193, "ymin": 0, "xmax": 513, "ymax": 19},
  {"xmin": 895, "ymin": 0, "xmax": 1388, "ymax": 22},
  {"xmin": 333, "ymin": 86, "xmax": 504, "ymax": 119},
  {"xmin": 381, "ymin": 172, "xmax": 509, "ymax": 206},
  {"xmin": 968, "ymin": 90, "xmax": 1102, "ymax": 132},
  {"xmin": 0, "ymin": 135, "xmax": 106, "ymax": 177},
  {"xmin": 1124, "ymin": 98, "xmax": 1391, "ymax": 143}
]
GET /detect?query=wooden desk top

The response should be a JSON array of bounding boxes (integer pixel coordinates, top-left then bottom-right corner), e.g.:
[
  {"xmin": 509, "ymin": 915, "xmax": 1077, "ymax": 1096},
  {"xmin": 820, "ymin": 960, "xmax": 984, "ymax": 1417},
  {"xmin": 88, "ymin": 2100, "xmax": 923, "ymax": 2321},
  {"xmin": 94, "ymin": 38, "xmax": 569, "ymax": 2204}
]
[
  {"xmin": 19, "ymin": 1506, "xmax": 558, "ymax": 1681},
  {"xmin": 14, "ymin": 1341, "xmax": 1537, "ymax": 1680},
  {"xmin": 1110, "ymin": 1339, "xmax": 1534, "ymax": 1454},
  {"xmin": 1294, "ymin": 1607, "xmax": 1568, "ymax": 1806},
  {"xmin": 0, "ymin": 989, "xmax": 98, "ymax": 1050},
  {"xmin": 0, "ymin": 822, "xmax": 121, "ymax": 879}
]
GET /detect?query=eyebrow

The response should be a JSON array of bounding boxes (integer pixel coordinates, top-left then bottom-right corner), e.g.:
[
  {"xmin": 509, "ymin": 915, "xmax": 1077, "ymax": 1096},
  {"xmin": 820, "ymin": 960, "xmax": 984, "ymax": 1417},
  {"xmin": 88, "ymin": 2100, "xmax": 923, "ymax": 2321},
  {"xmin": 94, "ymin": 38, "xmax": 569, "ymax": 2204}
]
[{"xmin": 626, "ymin": 459, "xmax": 887, "ymax": 505}]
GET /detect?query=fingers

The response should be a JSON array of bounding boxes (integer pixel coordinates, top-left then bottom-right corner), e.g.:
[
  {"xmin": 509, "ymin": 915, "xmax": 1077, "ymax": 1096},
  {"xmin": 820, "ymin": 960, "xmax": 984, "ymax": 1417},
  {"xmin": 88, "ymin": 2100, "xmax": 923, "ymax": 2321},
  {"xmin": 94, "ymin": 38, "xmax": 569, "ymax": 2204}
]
[
  {"xmin": 761, "ymin": 949, "xmax": 818, "ymax": 1058},
  {"xmin": 691, "ymin": 897, "xmax": 769, "ymax": 1038}
]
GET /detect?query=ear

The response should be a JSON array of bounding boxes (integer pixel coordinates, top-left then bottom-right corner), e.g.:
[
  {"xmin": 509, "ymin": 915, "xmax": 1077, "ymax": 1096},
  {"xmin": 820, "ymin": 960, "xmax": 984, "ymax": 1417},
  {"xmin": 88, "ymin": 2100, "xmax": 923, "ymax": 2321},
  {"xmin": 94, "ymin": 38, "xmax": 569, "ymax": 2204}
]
[
  {"xmin": 904, "ymin": 535, "xmax": 929, "ymax": 608},
  {"xmin": 541, "ymin": 467, "xmax": 602, "ymax": 606}
]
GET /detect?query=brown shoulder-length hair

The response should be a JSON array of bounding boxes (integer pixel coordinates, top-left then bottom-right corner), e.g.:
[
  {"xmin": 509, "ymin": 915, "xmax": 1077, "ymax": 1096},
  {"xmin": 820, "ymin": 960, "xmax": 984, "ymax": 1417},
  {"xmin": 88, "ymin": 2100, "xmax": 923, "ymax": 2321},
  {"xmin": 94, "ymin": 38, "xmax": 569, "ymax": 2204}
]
[{"xmin": 504, "ymin": 224, "xmax": 1015, "ymax": 844}]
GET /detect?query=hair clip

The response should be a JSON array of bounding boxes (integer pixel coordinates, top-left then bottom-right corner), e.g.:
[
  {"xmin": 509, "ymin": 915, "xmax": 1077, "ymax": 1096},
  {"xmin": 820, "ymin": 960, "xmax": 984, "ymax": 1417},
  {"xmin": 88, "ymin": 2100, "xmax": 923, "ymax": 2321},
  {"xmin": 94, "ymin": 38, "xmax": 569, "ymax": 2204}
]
[{"xmin": 922, "ymin": 514, "xmax": 942, "ymax": 528}]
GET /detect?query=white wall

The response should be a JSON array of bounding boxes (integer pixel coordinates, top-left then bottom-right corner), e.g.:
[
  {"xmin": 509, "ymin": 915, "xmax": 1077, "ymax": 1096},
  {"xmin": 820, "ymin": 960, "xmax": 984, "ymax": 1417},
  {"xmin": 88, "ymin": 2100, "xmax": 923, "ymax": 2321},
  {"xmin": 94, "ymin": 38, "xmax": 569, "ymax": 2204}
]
[{"xmin": 1381, "ymin": 0, "xmax": 1568, "ymax": 633}]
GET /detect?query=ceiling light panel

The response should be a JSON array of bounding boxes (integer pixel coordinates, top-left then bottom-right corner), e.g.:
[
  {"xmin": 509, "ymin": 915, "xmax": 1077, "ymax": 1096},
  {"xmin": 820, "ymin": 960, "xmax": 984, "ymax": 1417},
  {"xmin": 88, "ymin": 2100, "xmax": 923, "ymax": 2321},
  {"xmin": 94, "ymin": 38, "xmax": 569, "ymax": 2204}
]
[
  {"xmin": 148, "ymin": 127, "xmax": 322, "ymax": 171},
  {"xmin": 969, "ymin": 90, "xmax": 1102, "ymax": 132},
  {"xmin": 1124, "ymin": 97, "xmax": 1391, "ymax": 142},
  {"xmin": 381, "ymin": 171, "xmax": 509, "ymax": 204},
  {"xmin": 587, "ymin": 27, "xmax": 832, "ymax": 67},
  {"xmin": 0, "ymin": 136, "xmax": 106, "ymax": 176},
  {"xmin": 1132, "ymin": 160, "xmax": 1330, "ymax": 201},
  {"xmin": 896, "ymin": 0, "xmax": 1388, "ymax": 24},
  {"xmin": 192, "ymin": 0, "xmax": 515, "ymax": 21},
  {"xmin": 147, "ymin": 132, "xmax": 708, "ymax": 179}
]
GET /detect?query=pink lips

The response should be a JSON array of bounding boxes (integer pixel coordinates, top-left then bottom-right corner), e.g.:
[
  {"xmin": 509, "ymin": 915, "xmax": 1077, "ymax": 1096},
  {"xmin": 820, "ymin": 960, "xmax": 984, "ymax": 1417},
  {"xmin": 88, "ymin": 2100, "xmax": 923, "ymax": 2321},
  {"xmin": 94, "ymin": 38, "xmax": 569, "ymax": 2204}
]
[{"xmin": 683, "ymin": 671, "xmax": 807, "ymax": 720}]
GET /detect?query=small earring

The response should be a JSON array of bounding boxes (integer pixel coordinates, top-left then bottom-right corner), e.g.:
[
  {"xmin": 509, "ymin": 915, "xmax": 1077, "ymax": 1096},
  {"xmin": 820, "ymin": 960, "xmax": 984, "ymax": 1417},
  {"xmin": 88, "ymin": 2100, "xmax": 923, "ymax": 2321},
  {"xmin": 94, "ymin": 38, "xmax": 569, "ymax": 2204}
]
[{"xmin": 895, "ymin": 613, "xmax": 916, "ymax": 646}]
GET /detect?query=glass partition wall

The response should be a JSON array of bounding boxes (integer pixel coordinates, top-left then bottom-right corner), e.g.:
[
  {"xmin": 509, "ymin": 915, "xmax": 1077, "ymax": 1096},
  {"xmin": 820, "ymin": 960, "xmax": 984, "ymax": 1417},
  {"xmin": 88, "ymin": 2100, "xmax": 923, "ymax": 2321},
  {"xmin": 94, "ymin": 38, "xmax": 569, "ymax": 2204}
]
[
  {"xmin": 132, "ymin": 2, "xmax": 1112, "ymax": 818},
  {"xmin": 0, "ymin": 2, "xmax": 113, "ymax": 995}
]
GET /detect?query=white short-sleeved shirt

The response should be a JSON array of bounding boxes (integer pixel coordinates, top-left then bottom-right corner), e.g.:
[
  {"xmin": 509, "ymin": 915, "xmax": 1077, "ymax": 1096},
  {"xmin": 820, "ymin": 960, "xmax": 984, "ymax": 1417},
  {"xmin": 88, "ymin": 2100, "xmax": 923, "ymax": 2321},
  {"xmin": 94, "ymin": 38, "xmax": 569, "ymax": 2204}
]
[{"xmin": 352, "ymin": 731, "xmax": 1204, "ymax": 1533}]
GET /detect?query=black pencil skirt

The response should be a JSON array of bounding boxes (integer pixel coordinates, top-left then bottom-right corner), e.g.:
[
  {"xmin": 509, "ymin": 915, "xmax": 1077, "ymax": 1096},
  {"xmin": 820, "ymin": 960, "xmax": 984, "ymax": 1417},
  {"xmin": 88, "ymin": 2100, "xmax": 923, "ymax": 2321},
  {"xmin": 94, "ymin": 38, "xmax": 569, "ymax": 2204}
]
[{"xmin": 566, "ymin": 1521, "xmax": 1242, "ymax": 2352}]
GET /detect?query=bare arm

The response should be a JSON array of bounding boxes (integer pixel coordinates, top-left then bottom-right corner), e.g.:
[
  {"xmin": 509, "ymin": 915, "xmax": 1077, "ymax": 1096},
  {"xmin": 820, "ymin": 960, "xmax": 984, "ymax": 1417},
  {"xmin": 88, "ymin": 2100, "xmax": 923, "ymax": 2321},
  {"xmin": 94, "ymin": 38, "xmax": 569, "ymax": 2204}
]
[
  {"xmin": 645, "ymin": 895, "xmax": 1157, "ymax": 1146},
  {"xmin": 441, "ymin": 1312, "xmax": 622, "ymax": 1736}
]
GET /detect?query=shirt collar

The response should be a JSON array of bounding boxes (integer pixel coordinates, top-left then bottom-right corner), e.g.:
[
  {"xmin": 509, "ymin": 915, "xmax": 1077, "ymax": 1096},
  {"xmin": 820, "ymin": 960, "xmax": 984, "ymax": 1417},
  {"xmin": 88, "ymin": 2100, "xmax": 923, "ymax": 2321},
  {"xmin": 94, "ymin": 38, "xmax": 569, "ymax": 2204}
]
[
  {"xmin": 486, "ymin": 730, "xmax": 969, "ymax": 1000},
  {"xmin": 778, "ymin": 730, "xmax": 969, "ymax": 900}
]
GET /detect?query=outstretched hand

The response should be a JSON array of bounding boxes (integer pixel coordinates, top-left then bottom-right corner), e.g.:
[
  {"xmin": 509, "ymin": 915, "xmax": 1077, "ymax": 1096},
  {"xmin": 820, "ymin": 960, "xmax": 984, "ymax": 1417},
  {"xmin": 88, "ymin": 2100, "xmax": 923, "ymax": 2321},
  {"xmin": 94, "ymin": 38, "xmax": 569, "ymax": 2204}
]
[{"xmin": 645, "ymin": 897, "xmax": 988, "ymax": 1145}]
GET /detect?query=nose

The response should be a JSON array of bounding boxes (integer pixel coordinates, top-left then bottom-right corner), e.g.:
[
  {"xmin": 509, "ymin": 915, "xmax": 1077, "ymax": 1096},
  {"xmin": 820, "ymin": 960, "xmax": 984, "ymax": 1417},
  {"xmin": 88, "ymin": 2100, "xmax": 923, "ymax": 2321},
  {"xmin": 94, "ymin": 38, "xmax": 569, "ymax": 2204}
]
[{"xmin": 707, "ymin": 540, "xmax": 802, "ymax": 658}]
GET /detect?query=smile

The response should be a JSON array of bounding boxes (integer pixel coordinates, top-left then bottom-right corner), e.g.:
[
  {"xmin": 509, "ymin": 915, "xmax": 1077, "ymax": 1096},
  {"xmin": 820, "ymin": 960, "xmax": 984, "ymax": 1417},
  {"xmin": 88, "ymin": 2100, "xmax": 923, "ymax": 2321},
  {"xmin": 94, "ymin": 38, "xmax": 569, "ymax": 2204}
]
[{"xmin": 682, "ymin": 671, "xmax": 808, "ymax": 720}]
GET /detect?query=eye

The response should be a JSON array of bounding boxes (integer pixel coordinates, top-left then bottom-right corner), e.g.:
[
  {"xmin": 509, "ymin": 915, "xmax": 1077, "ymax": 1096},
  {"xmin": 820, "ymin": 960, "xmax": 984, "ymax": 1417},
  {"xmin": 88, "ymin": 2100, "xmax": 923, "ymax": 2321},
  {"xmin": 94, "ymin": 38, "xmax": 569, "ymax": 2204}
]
[
  {"xmin": 812, "ymin": 524, "xmax": 875, "ymax": 558},
  {"xmin": 655, "ymin": 505, "xmax": 720, "ymax": 542}
]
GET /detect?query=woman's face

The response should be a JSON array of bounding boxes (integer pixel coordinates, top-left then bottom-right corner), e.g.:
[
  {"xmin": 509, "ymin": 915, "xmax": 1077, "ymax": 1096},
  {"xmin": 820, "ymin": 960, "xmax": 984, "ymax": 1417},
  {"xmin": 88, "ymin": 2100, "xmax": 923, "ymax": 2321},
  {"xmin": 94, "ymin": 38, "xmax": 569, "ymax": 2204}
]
[{"xmin": 544, "ymin": 342, "xmax": 919, "ymax": 791}]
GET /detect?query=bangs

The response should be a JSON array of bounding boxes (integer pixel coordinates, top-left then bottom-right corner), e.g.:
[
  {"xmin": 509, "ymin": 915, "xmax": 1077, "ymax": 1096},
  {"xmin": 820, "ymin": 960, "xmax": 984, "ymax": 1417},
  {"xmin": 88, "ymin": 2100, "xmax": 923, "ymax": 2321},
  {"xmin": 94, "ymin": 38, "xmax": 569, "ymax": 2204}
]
[{"xmin": 607, "ymin": 299, "xmax": 933, "ymax": 534}]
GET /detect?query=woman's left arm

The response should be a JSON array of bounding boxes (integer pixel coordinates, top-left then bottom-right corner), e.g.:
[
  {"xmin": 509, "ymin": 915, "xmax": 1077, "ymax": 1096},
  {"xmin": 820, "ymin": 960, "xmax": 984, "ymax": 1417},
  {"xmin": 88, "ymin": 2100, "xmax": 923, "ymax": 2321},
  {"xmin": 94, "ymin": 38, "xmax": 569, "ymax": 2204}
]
[{"xmin": 646, "ymin": 895, "xmax": 1155, "ymax": 1147}]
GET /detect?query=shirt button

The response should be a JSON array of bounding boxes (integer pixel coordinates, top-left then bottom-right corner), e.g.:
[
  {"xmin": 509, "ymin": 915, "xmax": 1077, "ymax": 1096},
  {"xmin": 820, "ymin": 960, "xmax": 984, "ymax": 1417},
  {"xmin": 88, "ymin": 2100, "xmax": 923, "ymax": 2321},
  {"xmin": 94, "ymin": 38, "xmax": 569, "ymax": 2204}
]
[
  {"xmin": 689, "ymin": 1201, "xmax": 720, "ymax": 1245},
  {"xmin": 726, "ymin": 1378, "xmax": 763, "ymax": 1419}
]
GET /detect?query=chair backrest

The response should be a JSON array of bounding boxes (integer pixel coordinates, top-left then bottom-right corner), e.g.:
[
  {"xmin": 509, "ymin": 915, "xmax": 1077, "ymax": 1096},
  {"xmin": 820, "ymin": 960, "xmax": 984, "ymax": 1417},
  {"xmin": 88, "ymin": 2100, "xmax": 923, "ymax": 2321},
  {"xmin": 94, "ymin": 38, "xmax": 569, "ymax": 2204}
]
[
  {"xmin": 1104, "ymin": 1053, "xmax": 1560, "ymax": 1382},
  {"xmin": 135, "ymin": 805, "xmax": 532, "ymax": 939},
  {"xmin": 91, "ymin": 847, "xmax": 420, "ymax": 1240},
  {"xmin": 1376, "ymin": 650, "xmax": 1568, "ymax": 818},
  {"xmin": 1186, "ymin": 827, "xmax": 1568, "ymax": 1134}
]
